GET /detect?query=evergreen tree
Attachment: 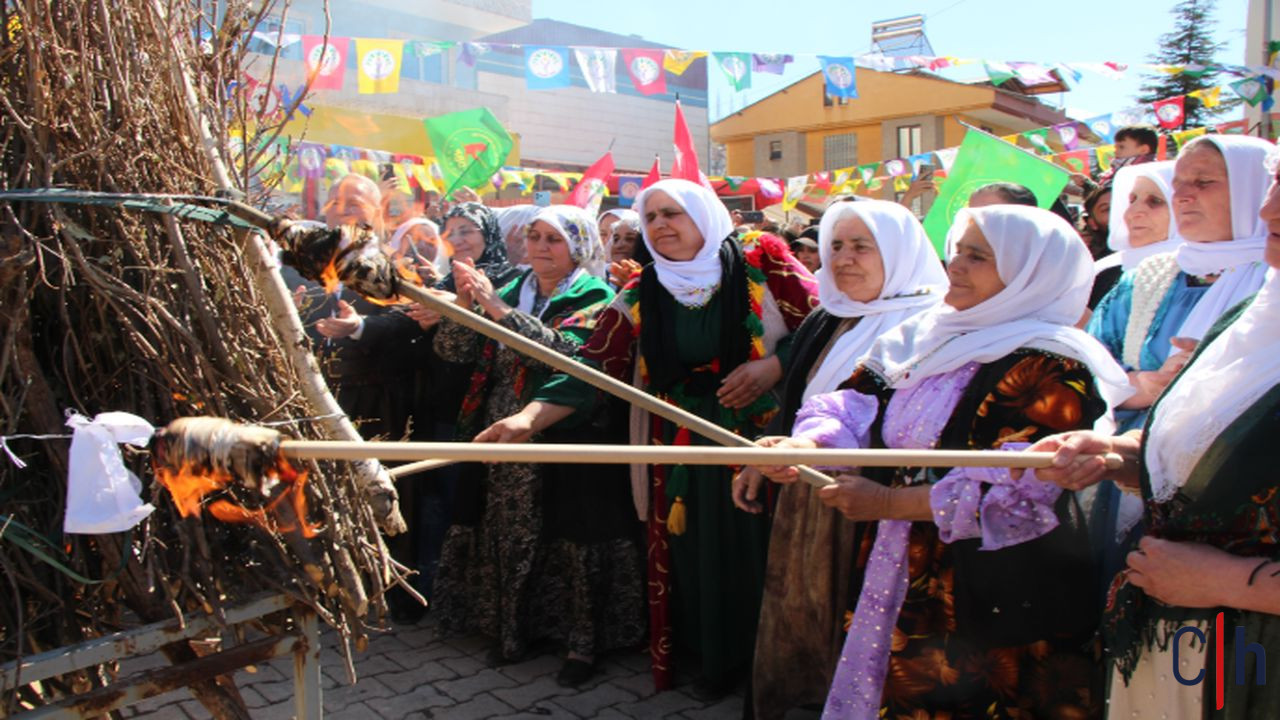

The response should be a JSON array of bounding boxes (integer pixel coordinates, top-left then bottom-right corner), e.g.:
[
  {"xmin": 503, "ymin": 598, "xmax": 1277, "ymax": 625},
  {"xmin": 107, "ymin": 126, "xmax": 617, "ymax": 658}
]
[{"xmin": 1137, "ymin": 0, "xmax": 1238, "ymax": 129}]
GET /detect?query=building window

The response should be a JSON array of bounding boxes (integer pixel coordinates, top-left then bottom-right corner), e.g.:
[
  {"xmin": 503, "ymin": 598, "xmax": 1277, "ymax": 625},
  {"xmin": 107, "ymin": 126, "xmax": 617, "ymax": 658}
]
[
  {"xmin": 769, "ymin": 140, "xmax": 783, "ymax": 161},
  {"xmin": 823, "ymin": 133, "xmax": 857, "ymax": 170},
  {"xmin": 897, "ymin": 125, "xmax": 922, "ymax": 158},
  {"xmin": 823, "ymin": 93, "xmax": 849, "ymax": 107}
]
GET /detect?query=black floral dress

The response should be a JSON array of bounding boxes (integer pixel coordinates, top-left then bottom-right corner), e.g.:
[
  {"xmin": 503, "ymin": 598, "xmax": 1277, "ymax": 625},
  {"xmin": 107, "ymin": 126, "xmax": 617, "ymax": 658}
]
[
  {"xmin": 845, "ymin": 350, "xmax": 1108, "ymax": 719},
  {"xmin": 431, "ymin": 271, "xmax": 645, "ymax": 661}
]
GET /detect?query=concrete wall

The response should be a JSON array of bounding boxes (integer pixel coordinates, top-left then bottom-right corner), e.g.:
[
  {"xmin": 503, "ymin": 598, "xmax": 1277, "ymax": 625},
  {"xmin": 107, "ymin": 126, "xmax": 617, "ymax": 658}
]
[{"xmin": 476, "ymin": 71, "xmax": 709, "ymax": 172}]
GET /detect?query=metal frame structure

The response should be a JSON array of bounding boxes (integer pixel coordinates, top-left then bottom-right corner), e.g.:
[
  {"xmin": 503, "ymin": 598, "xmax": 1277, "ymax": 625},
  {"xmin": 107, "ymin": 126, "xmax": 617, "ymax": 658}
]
[{"xmin": 0, "ymin": 593, "xmax": 321, "ymax": 719}]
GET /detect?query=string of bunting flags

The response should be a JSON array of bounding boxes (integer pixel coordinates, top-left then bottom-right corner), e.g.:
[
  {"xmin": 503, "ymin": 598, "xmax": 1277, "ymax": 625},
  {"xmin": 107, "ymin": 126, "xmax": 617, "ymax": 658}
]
[
  {"xmin": 251, "ymin": 76, "xmax": 1272, "ymax": 217},
  {"xmin": 246, "ymin": 28, "xmax": 1280, "ymax": 101}
]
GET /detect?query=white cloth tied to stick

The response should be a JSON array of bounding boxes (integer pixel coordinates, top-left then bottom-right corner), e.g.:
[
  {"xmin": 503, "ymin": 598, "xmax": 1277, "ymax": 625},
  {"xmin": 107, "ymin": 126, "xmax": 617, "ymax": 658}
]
[{"xmin": 64, "ymin": 411, "xmax": 156, "ymax": 534}]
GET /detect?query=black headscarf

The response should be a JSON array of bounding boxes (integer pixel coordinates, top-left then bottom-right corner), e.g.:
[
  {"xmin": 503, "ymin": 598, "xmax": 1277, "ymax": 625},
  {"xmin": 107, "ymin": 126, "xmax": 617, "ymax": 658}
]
[
  {"xmin": 639, "ymin": 237, "xmax": 751, "ymax": 395},
  {"xmin": 437, "ymin": 202, "xmax": 520, "ymax": 291}
]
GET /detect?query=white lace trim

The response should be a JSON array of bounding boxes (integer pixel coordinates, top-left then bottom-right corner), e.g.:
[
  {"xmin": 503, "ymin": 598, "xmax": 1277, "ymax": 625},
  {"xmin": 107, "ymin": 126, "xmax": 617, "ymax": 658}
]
[{"xmin": 1122, "ymin": 253, "xmax": 1180, "ymax": 369}]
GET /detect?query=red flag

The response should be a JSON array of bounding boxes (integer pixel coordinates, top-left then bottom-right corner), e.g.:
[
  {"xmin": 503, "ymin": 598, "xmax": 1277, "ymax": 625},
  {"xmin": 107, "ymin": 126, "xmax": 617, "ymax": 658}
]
[
  {"xmin": 1054, "ymin": 149, "xmax": 1092, "ymax": 175},
  {"xmin": 621, "ymin": 49, "xmax": 667, "ymax": 96},
  {"xmin": 642, "ymin": 155, "xmax": 661, "ymax": 189},
  {"xmin": 568, "ymin": 151, "xmax": 615, "ymax": 213},
  {"xmin": 1152, "ymin": 96, "xmax": 1186, "ymax": 130},
  {"xmin": 301, "ymin": 36, "xmax": 349, "ymax": 90},
  {"xmin": 671, "ymin": 101, "xmax": 710, "ymax": 188}
]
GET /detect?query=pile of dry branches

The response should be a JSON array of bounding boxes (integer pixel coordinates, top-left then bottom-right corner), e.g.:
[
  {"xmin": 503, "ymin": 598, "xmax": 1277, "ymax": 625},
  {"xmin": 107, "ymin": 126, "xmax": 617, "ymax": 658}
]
[{"xmin": 0, "ymin": 0, "xmax": 401, "ymax": 713}]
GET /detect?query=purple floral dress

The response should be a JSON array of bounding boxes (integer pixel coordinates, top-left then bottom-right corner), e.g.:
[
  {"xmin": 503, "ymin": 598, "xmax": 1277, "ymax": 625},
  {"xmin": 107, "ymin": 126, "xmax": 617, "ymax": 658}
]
[{"xmin": 795, "ymin": 350, "xmax": 1107, "ymax": 720}]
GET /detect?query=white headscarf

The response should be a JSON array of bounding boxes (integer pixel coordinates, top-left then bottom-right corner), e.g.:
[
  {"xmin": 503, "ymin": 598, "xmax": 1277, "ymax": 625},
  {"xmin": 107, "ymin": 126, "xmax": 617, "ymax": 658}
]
[
  {"xmin": 606, "ymin": 208, "xmax": 641, "ymax": 232},
  {"xmin": 515, "ymin": 205, "xmax": 606, "ymax": 317},
  {"xmin": 1173, "ymin": 135, "xmax": 1273, "ymax": 342},
  {"xmin": 633, "ymin": 179, "xmax": 734, "ymax": 307},
  {"xmin": 387, "ymin": 217, "xmax": 449, "ymax": 277},
  {"xmin": 495, "ymin": 204, "xmax": 541, "ymax": 268},
  {"xmin": 1102, "ymin": 161, "xmax": 1183, "ymax": 271},
  {"xmin": 803, "ymin": 200, "xmax": 948, "ymax": 401},
  {"xmin": 599, "ymin": 208, "xmax": 633, "ymax": 223},
  {"xmin": 1147, "ymin": 269, "xmax": 1280, "ymax": 502},
  {"xmin": 860, "ymin": 205, "xmax": 1133, "ymax": 409},
  {"xmin": 387, "ymin": 217, "xmax": 438, "ymax": 256}
]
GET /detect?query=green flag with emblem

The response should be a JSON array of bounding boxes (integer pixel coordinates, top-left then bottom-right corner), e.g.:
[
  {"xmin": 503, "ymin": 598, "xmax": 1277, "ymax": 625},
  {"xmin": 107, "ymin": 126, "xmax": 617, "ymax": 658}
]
[
  {"xmin": 423, "ymin": 108, "xmax": 513, "ymax": 192},
  {"xmin": 921, "ymin": 129, "xmax": 1069, "ymax": 257}
]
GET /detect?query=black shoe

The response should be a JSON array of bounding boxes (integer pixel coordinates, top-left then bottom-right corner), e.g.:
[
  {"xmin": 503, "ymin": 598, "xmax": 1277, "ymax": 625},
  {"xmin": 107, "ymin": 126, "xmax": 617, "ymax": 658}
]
[{"xmin": 556, "ymin": 658, "xmax": 595, "ymax": 688}]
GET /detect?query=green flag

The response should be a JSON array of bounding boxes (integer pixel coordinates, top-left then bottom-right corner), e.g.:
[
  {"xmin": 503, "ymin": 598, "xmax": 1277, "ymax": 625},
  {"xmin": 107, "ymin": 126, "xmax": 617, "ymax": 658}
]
[
  {"xmin": 921, "ymin": 129, "xmax": 1069, "ymax": 257},
  {"xmin": 423, "ymin": 107, "xmax": 513, "ymax": 192},
  {"xmin": 1022, "ymin": 128, "xmax": 1053, "ymax": 155},
  {"xmin": 1229, "ymin": 76, "xmax": 1270, "ymax": 107},
  {"xmin": 713, "ymin": 52, "xmax": 752, "ymax": 91},
  {"xmin": 983, "ymin": 61, "xmax": 1015, "ymax": 86}
]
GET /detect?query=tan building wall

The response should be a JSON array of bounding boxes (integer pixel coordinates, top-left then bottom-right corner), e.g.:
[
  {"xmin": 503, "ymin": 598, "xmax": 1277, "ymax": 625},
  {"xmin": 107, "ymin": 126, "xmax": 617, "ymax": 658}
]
[
  {"xmin": 752, "ymin": 132, "xmax": 807, "ymax": 178},
  {"xmin": 713, "ymin": 68, "xmax": 1065, "ymax": 178}
]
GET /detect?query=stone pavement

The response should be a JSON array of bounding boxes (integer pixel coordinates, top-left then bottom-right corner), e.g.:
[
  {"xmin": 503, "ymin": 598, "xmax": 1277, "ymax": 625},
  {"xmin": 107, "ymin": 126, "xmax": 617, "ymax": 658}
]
[{"xmin": 118, "ymin": 613, "xmax": 751, "ymax": 719}]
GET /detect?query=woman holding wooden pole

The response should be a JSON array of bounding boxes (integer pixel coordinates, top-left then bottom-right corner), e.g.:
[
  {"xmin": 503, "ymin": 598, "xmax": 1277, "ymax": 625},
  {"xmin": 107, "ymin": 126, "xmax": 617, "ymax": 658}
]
[
  {"xmin": 736, "ymin": 200, "xmax": 947, "ymax": 720},
  {"xmin": 476, "ymin": 180, "xmax": 819, "ymax": 697},
  {"xmin": 758, "ymin": 205, "xmax": 1132, "ymax": 719},
  {"xmin": 1030, "ymin": 142, "xmax": 1280, "ymax": 720},
  {"xmin": 430, "ymin": 205, "xmax": 644, "ymax": 688}
]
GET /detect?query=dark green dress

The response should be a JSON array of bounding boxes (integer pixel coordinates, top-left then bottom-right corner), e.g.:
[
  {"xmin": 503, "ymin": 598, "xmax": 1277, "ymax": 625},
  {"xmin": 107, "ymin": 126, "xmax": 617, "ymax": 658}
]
[{"xmin": 1106, "ymin": 297, "xmax": 1280, "ymax": 720}]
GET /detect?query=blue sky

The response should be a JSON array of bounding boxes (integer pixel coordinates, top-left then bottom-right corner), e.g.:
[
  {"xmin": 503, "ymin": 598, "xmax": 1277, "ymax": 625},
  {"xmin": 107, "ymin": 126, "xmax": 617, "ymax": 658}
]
[{"xmin": 531, "ymin": 0, "xmax": 1251, "ymax": 123}]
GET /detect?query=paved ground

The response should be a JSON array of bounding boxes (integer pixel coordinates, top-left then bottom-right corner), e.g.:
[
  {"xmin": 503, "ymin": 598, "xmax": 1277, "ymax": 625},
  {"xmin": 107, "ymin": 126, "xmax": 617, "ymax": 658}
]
[{"xmin": 118, "ymin": 613, "xmax": 751, "ymax": 719}]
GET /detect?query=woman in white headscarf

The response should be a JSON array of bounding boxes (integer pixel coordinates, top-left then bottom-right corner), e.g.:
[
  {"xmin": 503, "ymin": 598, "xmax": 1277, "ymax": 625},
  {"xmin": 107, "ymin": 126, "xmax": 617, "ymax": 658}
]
[
  {"xmin": 1088, "ymin": 136, "xmax": 1272, "ymax": 433},
  {"xmin": 494, "ymin": 204, "xmax": 541, "ymax": 267},
  {"xmin": 1085, "ymin": 137, "xmax": 1273, "ymax": 605},
  {"xmin": 1094, "ymin": 161, "xmax": 1183, "ymax": 274},
  {"xmin": 477, "ymin": 179, "xmax": 820, "ymax": 697},
  {"xmin": 431, "ymin": 205, "xmax": 642, "ymax": 688},
  {"xmin": 739, "ymin": 200, "xmax": 947, "ymax": 720},
  {"xmin": 1031, "ymin": 145, "xmax": 1280, "ymax": 720},
  {"xmin": 759, "ymin": 205, "xmax": 1131, "ymax": 719}
]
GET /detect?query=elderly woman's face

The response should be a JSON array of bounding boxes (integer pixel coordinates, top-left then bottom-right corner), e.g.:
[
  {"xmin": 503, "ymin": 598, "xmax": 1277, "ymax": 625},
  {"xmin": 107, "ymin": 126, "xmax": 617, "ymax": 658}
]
[
  {"xmin": 525, "ymin": 220, "xmax": 574, "ymax": 282},
  {"xmin": 324, "ymin": 178, "xmax": 381, "ymax": 228},
  {"xmin": 642, "ymin": 191, "xmax": 704, "ymax": 261},
  {"xmin": 1173, "ymin": 143, "xmax": 1234, "ymax": 243},
  {"xmin": 945, "ymin": 220, "xmax": 1006, "ymax": 311},
  {"xmin": 443, "ymin": 217, "xmax": 485, "ymax": 263},
  {"xmin": 1124, "ymin": 176, "xmax": 1172, "ymax": 248},
  {"xmin": 828, "ymin": 215, "xmax": 884, "ymax": 303},
  {"xmin": 610, "ymin": 225, "xmax": 640, "ymax": 262}
]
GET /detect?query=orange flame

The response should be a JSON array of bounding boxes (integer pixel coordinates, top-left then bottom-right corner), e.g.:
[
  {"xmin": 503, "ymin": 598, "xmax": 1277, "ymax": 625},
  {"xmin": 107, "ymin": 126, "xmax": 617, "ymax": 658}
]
[
  {"xmin": 319, "ymin": 257, "xmax": 342, "ymax": 295},
  {"xmin": 155, "ymin": 457, "xmax": 321, "ymax": 539}
]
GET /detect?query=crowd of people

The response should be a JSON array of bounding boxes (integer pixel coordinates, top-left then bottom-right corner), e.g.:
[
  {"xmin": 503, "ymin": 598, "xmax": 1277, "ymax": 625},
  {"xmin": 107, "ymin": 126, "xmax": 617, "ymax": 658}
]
[{"xmin": 282, "ymin": 126, "xmax": 1280, "ymax": 718}]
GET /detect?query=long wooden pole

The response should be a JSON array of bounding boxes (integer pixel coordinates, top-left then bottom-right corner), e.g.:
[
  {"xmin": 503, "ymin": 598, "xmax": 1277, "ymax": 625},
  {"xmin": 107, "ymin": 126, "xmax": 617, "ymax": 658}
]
[
  {"xmin": 220, "ymin": 204, "xmax": 840, "ymax": 488},
  {"xmin": 391, "ymin": 283, "xmax": 841, "ymax": 488},
  {"xmin": 279, "ymin": 440, "xmax": 1124, "ymax": 471}
]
